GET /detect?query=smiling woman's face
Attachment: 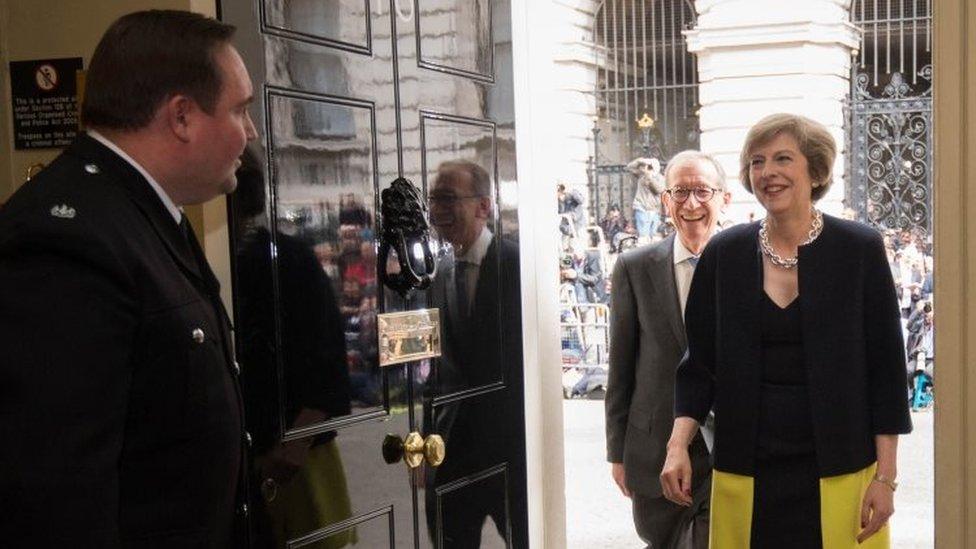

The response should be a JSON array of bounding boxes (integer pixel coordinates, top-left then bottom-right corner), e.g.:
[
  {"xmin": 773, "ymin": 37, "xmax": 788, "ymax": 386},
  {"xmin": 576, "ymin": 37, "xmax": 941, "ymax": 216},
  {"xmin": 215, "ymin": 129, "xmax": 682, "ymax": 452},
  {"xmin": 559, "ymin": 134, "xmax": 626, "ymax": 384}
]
[{"xmin": 748, "ymin": 132, "xmax": 815, "ymax": 217}]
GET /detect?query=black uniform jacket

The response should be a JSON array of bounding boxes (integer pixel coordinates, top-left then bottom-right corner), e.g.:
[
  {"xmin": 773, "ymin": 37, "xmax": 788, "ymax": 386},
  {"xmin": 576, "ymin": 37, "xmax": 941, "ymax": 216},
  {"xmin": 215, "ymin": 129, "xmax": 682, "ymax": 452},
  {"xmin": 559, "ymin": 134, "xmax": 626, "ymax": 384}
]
[
  {"xmin": 0, "ymin": 135, "xmax": 245, "ymax": 547},
  {"xmin": 675, "ymin": 215, "xmax": 912, "ymax": 478}
]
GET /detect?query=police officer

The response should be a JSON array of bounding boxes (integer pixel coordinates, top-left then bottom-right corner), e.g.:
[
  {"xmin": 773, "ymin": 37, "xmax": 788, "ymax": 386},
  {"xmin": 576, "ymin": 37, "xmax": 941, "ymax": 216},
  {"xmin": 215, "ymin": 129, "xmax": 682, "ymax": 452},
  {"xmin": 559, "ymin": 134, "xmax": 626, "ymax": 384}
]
[{"xmin": 0, "ymin": 10, "xmax": 257, "ymax": 547}]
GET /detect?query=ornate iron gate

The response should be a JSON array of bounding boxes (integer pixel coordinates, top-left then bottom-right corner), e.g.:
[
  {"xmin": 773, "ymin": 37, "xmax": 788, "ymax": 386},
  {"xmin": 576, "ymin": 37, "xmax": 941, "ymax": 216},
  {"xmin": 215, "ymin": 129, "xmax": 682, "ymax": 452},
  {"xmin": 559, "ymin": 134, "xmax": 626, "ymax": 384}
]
[
  {"xmin": 589, "ymin": 0, "xmax": 698, "ymax": 224},
  {"xmin": 846, "ymin": 0, "xmax": 933, "ymax": 234},
  {"xmin": 588, "ymin": 164, "xmax": 632, "ymax": 224}
]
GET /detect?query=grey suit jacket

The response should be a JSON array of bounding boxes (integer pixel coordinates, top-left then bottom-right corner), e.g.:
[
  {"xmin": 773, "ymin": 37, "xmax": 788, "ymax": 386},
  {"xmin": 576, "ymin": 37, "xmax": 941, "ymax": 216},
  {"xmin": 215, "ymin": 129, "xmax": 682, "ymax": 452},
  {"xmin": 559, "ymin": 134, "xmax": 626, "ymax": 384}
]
[{"xmin": 605, "ymin": 234, "xmax": 710, "ymax": 497}]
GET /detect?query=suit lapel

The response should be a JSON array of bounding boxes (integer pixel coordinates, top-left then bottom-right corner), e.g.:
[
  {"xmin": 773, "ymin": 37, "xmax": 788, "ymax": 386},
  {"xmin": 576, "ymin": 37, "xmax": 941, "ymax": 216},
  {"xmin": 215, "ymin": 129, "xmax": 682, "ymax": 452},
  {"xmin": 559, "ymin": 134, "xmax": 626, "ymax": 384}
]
[
  {"xmin": 644, "ymin": 234, "xmax": 686, "ymax": 349},
  {"xmin": 472, "ymin": 237, "xmax": 499, "ymax": 323},
  {"xmin": 66, "ymin": 135, "xmax": 206, "ymax": 286}
]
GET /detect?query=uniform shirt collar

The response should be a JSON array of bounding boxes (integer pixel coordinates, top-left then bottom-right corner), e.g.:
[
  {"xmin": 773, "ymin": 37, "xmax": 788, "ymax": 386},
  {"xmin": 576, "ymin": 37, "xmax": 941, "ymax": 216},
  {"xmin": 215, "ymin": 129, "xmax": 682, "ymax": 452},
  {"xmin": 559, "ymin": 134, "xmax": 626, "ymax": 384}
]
[
  {"xmin": 672, "ymin": 234, "xmax": 698, "ymax": 265},
  {"xmin": 88, "ymin": 129, "xmax": 182, "ymax": 225},
  {"xmin": 456, "ymin": 226, "xmax": 493, "ymax": 266}
]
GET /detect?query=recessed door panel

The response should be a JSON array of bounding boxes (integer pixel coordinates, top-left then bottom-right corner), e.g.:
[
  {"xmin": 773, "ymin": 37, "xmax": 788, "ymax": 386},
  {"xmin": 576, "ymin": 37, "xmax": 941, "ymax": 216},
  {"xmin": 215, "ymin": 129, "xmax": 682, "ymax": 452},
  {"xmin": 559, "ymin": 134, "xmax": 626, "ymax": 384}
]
[
  {"xmin": 224, "ymin": 0, "xmax": 524, "ymax": 546},
  {"xmin": 416, "ymin": 0, "xmax": 494, "ymax": 80},
  {"xmin": 262, "ymin": 0, "xmax": 371, "ymax": 53},
  {"xmin": 432, "ymin": 466, "xmax": 510, "ymax": 548}
]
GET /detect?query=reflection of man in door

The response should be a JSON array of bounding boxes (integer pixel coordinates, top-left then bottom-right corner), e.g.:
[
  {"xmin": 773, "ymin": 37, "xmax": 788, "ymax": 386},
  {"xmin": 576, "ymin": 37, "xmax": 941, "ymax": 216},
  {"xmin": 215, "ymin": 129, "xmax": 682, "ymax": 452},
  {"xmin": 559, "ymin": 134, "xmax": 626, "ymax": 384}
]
[{"xmin": 426, "ymin": 160, "xmax": 524, "ymax": 546}]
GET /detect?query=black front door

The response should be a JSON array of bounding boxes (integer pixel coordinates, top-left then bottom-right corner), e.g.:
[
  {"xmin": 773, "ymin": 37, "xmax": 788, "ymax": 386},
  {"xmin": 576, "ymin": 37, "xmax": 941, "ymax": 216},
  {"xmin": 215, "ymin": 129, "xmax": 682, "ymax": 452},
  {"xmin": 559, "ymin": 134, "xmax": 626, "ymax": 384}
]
[{"xmin": 221, "ymin": 1, "xmax": 526, "ymax": 547}]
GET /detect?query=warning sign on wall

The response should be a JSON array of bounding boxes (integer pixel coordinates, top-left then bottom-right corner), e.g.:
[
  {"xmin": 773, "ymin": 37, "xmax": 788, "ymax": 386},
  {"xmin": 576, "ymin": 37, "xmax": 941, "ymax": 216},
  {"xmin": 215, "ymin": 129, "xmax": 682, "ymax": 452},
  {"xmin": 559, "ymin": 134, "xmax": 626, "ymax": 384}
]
[{"xmin": 9, "ymin": 57, "xmax": 84, "ymax": 150}]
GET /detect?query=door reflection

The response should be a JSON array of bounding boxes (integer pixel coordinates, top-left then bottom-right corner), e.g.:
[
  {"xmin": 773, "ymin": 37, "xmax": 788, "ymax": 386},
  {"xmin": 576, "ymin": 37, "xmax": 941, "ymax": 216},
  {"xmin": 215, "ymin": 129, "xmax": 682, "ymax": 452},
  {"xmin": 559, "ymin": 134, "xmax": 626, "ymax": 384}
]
[
  {"xmin": 233, "ymin": 148, "xmax": 357, "ymax": 548},
  {"xmin": 424, "ymin": 160, "xmax": 516, "ymax": 547}
]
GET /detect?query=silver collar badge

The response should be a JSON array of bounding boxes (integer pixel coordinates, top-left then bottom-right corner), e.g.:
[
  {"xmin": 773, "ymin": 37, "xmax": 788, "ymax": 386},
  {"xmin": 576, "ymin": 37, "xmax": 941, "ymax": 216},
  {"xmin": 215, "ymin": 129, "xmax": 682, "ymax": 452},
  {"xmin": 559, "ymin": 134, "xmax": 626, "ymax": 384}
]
[{"xmin": 50, "ymin": 204, "xmax": 76, "ymax": 219}]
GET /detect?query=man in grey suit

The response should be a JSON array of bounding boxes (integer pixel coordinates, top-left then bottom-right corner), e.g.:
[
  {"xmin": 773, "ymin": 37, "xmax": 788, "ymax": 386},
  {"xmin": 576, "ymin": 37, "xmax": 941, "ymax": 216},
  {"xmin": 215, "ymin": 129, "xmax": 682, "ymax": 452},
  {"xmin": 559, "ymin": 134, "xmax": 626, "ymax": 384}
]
[{"xmin": 606, "ymin": 150, "xmax": 731, "ymax": 548}]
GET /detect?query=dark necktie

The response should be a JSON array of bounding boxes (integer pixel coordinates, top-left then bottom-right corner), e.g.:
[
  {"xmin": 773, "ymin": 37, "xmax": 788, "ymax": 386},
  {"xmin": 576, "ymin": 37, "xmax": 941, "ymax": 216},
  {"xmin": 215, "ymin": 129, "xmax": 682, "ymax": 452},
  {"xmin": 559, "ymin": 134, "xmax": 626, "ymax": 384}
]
[
  {"xmin": 179, "ymin": 214, "xmax": 220, "ymax": 297},
  {"xmin": 455, "ymin": 260, "xmax": 471, "ymax": 320}
]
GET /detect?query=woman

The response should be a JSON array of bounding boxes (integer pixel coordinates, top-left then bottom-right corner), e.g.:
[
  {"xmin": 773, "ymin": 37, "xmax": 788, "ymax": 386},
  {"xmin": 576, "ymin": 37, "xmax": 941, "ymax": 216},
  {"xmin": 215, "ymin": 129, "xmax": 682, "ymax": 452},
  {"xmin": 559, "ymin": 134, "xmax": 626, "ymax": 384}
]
[{"xmin": 660, "ymin": 114, "xmax": 911, "ymax": 548}]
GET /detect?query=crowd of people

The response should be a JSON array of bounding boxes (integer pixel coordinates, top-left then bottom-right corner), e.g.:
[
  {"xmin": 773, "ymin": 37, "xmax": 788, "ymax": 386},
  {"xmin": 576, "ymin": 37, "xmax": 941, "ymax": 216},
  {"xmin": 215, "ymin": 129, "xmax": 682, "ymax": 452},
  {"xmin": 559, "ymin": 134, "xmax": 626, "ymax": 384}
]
[
  {"xmin": 556, "ymin": 159, "xmax": 668, "ymax": 309},
  {"xmin": 884, "ymin": 227, "xmax": 936, "ymax": 410}
]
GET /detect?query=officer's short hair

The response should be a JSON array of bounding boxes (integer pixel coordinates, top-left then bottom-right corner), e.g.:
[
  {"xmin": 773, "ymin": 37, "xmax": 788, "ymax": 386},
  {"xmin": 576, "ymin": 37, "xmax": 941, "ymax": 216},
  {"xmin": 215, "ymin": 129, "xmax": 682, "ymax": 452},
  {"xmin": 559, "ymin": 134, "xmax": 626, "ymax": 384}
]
[{"xmin": 82, "ymin": 10, "xmax": 236, "ymax": 131}]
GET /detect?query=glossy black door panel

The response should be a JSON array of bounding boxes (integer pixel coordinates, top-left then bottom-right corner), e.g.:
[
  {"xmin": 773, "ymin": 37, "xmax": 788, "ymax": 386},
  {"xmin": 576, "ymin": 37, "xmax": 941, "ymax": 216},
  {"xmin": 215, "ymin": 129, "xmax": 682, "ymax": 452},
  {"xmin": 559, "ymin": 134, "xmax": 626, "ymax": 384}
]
[
  {"xmin": 262, "ymin": 0, "xmax": 371, "ymax": 54},
  {"xmin": 397, "ymin": 1, "xmax": 525, "ymax": 546},
  {"xmin": 416, "ymin": 0, "xmax": 493, "ymax": 80},
  {"xmin": 433, "ymin": 465, "xmax": 510, "ymax": 548},
  {"xmin": 224, "ymin": 0, "xmax": 524, "ymax": 546},
  {"xmin": 288, "ymin": 506, "xmax": 393, "ymax": 548}
]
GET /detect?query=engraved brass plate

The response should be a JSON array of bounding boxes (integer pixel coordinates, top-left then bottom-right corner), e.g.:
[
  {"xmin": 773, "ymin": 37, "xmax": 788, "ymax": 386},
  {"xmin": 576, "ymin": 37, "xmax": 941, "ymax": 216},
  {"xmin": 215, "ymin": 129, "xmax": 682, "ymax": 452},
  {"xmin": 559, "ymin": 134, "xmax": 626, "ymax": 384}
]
[{"xmin": 378, "ymin": 308, "xmax": 441, "ymax": 367}]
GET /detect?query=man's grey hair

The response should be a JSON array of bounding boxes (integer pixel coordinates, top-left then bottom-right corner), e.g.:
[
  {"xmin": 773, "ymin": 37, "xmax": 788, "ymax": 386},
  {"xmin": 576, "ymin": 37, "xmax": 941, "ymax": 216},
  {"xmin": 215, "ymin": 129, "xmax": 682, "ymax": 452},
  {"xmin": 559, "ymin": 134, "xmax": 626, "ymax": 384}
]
[{"xmin": 663, "ymin": 150, "xmax": 728, "ymax": 191}]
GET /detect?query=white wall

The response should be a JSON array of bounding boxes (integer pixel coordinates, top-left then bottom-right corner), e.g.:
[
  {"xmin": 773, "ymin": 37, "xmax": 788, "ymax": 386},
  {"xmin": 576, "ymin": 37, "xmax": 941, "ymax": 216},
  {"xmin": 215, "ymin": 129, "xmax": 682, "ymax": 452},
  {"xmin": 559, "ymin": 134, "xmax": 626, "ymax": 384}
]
[{"xmin": 511, "ymin": 0, "xmax": 572, "ymax": 546}]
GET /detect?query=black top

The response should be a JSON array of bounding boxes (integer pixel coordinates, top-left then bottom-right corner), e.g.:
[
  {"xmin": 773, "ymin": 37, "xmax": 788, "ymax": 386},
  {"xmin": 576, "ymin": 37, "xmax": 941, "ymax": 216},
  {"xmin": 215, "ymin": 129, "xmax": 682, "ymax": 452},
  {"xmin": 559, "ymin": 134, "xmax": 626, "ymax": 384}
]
[
  {"xmin": 675, "ymin": 216, "xmax": 912, "ymax": 477},
  {"xmin": 756, "ymin": 293, "xmax": 815, "ymax": 459}
]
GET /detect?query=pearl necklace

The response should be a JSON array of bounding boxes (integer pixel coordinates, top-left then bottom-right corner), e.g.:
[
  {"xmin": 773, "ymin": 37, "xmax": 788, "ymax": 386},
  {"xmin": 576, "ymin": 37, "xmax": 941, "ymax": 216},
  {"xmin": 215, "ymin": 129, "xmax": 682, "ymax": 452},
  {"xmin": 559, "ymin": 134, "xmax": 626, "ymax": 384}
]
[{"xmin": 759, "ymin": 209, "xmax": 824, "ymax": 269}]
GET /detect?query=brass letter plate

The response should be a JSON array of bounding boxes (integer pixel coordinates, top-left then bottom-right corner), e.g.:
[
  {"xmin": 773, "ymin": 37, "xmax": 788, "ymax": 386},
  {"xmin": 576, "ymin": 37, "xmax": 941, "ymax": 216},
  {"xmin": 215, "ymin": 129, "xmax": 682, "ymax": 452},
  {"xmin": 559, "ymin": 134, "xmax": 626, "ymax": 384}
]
[{"xmin": 378, "ymin": 308, "xmax": 442, "ymax": 367}]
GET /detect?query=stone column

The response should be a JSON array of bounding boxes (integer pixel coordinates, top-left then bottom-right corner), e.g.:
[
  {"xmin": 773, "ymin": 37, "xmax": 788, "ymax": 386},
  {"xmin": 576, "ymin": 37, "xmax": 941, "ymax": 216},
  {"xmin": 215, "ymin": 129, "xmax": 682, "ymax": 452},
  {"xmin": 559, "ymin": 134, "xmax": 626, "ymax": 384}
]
[
  {"xmin": 550, "ymin": 0, "xmax": 601, "ymax": 191},
  {"xmin": 686, "ymin": 0, "xmax": 860, "ymax": 220}
]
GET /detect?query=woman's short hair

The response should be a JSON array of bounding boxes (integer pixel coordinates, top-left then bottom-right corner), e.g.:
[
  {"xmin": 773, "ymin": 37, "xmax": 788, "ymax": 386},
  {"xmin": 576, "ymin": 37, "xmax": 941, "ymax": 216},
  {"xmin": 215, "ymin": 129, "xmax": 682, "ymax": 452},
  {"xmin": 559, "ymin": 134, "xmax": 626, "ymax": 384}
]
[{"xmin": 739, "ymin": 113, "xmax": 836, "ymax": 201}]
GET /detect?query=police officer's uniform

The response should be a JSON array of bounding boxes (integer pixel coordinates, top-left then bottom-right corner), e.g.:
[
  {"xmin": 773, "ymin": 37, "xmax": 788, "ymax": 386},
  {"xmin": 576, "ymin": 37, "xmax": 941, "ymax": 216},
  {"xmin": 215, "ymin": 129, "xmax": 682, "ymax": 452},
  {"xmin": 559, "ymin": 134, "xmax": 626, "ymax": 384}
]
[{"xmin": 0, "ymin": 134, "xmax": 249, "ymax": 547}]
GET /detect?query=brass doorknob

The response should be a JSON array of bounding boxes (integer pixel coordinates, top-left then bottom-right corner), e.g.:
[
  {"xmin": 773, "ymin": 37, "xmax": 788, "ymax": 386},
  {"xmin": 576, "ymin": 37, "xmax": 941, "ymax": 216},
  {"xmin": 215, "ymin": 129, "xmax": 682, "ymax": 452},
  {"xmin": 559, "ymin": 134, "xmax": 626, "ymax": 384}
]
[
  {"xmin": 423, "ymin": 434, "xmax": 446, "ymax": 467},
  {"xmin": 382, "ymin": 432, "xmax": 446, "ymax": 468}
]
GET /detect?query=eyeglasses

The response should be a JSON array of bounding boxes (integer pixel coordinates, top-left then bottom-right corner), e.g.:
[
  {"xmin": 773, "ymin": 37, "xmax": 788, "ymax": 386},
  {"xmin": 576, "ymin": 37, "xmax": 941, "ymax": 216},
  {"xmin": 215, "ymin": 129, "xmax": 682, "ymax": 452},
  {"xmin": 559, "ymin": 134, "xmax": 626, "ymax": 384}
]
[
  {"xmin": 665, "ymin": 187, "xmax": 721, "ymax": 203},
  {"xmin": 428, "ymin": 194, "xmax": 484, "ymax": 205}
]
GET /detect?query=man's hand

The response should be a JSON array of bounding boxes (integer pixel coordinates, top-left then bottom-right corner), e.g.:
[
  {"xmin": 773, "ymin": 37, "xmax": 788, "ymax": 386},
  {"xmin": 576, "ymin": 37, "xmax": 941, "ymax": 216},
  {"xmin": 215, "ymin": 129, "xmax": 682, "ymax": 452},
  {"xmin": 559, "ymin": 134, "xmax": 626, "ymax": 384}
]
[
  {"xmin": 659, "ymin": 446, "xmax": 693, "ymax": 507},
  {"xmin": 260, "ymin": 439, "xmax": 312, "ymax": 486},
  {"xmin": 857, "ymin": 480, "xmax": 894, "ymax": 543},
  {"xmin": 610, "ymin": 462, "xmax": 631, "ymax": 498}
]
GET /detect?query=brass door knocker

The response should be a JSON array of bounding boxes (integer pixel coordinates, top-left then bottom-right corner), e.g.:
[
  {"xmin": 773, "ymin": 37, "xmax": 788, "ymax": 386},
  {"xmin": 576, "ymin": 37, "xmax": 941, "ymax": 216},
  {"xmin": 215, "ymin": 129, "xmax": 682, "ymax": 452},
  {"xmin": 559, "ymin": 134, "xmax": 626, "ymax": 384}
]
[{"xmin": 379, "ymin": 177, "xmax": 437, "ymax": 298}]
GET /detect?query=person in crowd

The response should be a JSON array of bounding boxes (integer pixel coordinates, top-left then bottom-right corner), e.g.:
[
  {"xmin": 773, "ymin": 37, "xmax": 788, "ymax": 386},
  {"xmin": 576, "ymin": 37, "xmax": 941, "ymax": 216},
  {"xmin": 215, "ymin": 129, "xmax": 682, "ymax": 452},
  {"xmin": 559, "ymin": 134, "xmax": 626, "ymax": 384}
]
[
  {"xmin": 609, "ymin": 218, "xmax": 637, "ymax": 254},
  {"xmin": 627, "ymin": 157, "xmax": 667, "ymax": 243},
  {"xmin": 558, "ymin": 182, "xmax": 587, "ymax": 237},
  {"xmin": 426, "ymin": 160, "xmax": 523, "ymax": 546},
  {"xmin": 921, "ymin": 256, "xmax": 934, "ymax": 300},
  {"xmin": 606, "ymin": 150, "xmax": 731, "ymax": 548},
  {"xmin": 0, "ymin": 10, "xmax": 257, "ymax": 545},
  {"xmin": 661, "ymin": 113, "xmax": 911, "ymax": 548},
  {"xmin": 600, "ymin": 203, "xmax": 627, "ymax": 248},
  {"xmin": 906, "ymin": 301, "xmax": 933, "ymax": 363},
  {"xmin": 578, "ymin": 229, "xmax": 609, "ymax": 304}
]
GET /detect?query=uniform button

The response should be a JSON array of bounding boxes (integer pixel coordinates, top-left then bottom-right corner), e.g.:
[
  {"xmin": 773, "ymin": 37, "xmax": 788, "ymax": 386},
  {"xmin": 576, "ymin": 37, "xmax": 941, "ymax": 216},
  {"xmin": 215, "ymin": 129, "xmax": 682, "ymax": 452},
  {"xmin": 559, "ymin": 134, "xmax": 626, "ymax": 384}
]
[
  {"xmin": 244, "ymin": 431, "xmax": 253, "ymax": 447},
  {"xmin": 238, "ymin": 503, "xmax": 249, "ymax": 517},
  {"xmin": 191, "ymin": 328, "xmax": 205, "ymax": 343},
  {"xmin": 84, "ymin": 163, "xmax": 100, "ymax": 174}
]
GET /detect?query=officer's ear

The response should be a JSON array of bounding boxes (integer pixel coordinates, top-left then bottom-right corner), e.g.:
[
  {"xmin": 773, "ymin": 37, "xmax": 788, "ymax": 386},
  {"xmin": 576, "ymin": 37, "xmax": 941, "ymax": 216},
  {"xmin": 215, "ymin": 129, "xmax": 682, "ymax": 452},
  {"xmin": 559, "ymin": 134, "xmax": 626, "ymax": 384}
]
[{"xmin": 164, "ymin": 94, "xmax": 196, "ymax": 143}]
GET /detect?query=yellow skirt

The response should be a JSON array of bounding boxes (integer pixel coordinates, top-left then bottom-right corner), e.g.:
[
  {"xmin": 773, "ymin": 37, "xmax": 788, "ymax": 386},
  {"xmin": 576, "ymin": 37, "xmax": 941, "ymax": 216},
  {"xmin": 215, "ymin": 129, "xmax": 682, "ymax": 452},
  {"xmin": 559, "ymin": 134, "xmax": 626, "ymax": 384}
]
[
  {"xmin": 266, "ymin": 440, "xmax": 357, "ymax": 549},
  {"xmin": 710, "ymin": 462, "xmax": 889, "ymax": 549}
]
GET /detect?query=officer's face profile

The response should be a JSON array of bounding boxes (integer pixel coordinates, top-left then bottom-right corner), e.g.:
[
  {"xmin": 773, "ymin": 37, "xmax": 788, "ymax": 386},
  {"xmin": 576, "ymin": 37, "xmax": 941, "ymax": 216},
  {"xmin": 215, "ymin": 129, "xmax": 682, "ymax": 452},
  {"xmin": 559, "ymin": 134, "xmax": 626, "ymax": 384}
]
[{"xmin": 185, "ymin": 44, "xmax": 257, "ymax": 203}]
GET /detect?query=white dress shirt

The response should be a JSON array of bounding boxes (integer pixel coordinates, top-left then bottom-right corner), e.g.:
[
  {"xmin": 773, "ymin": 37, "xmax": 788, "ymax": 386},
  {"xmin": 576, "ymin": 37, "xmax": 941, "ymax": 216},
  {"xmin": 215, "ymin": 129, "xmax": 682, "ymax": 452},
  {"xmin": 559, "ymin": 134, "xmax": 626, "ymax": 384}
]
[
  {"xmin": 88, "ymin": 129, "xmax": 182, "ymax": 224},
  {"xmin": 672, "ymin": 235, "xmax": 699, "ymax": 319},
  {"xmin": 455, "ymin": 226, "xmax": 493, "ymax": 308}
]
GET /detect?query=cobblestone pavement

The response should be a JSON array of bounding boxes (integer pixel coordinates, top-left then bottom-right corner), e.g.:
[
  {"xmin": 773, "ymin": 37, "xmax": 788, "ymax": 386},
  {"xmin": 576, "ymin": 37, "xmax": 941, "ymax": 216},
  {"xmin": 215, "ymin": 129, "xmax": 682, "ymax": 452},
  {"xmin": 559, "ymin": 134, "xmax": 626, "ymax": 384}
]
[{"xmin": 563, "ymin": 399, "xmax": 934, "ymax": 548}]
